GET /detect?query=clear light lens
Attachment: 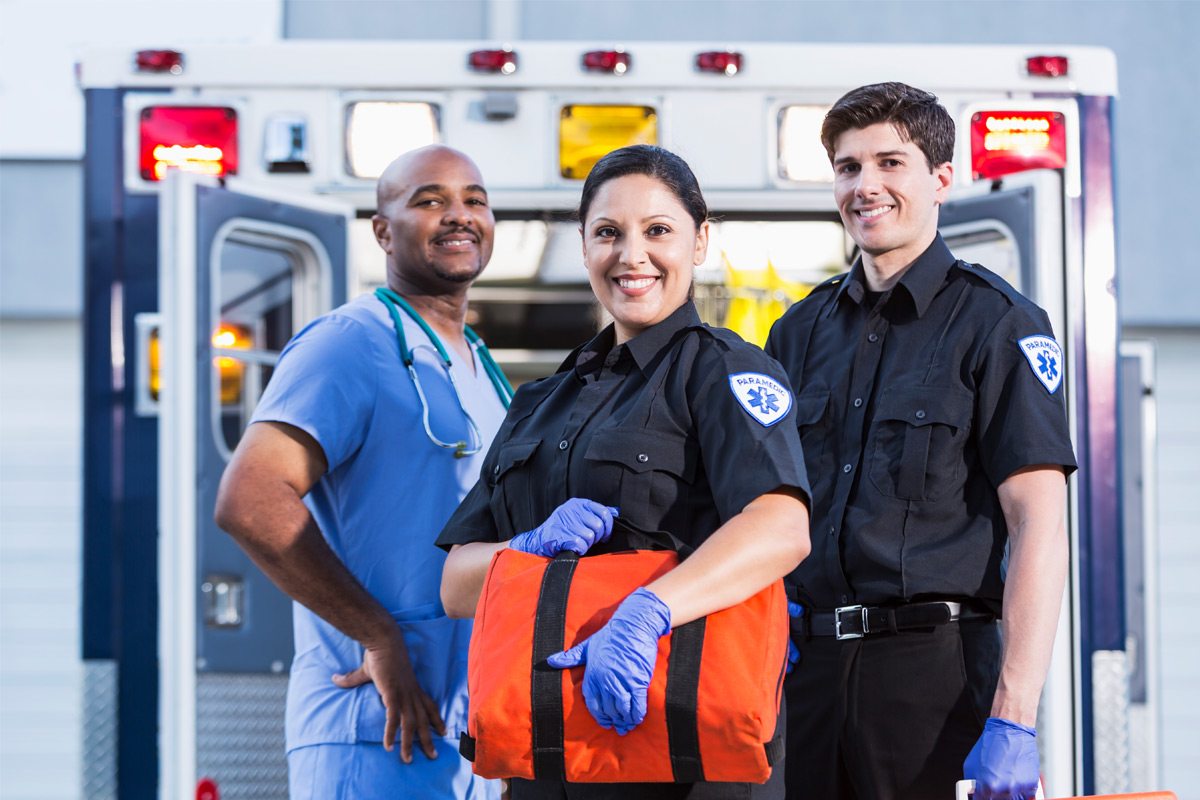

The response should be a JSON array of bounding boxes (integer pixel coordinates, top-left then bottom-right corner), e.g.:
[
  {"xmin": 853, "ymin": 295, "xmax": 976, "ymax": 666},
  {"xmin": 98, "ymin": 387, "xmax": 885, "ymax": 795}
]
[
  {"xmin": 345, "ymin": 102, "xmax": 440, "ymax": 179},
  {"xmin": 777, "ymin": 105, "xmax": 833, "ymax": 183}
]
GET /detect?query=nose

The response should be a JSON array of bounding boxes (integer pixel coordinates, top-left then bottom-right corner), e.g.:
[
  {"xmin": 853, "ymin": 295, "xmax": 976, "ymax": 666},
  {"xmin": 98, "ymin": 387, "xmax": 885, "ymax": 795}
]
[
  {"xmin": 617, "ymin": 234, "xmax": 648, "ymax": 267},
  {"xmin": 441, "ymin": 198, "xmax": 473, "ymax": 227},
  {"xmin": 854, "ymin": 164, "xmax": 883, "ymax": 199}
]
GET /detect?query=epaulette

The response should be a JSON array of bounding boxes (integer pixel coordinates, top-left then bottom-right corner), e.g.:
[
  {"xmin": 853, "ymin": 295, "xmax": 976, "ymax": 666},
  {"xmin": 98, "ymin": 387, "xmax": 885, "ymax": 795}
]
[{"xmin": 952, "ymin": 260, "xmax": 1026, "ymax": 308}]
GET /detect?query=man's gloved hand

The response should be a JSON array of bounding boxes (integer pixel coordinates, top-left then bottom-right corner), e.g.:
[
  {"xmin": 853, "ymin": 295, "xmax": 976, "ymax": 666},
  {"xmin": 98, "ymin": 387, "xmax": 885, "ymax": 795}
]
[
  {"xmin": 963, "ymin": 717, "xmax": 1040, "ymax": 800},
  {"xmin": 508, "ymin": 498, "xmax": 619, "ymax": 557},
  {"xmin": 786, "ymin": 601, "xmax": 805, "ymax": 674},
  {"xmin": 546, "ymin": 586, "xmax": 671, "ymax": 735}
]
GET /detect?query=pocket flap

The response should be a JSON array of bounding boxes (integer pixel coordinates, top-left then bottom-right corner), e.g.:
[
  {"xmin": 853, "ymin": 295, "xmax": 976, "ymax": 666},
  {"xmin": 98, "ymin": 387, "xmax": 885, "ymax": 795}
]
[
  {"xmin": 874, "ymin": 386, "xmax": 972, "ymax": 430},
  {"xmin": 584, "ymin": 429, "xmax": 697, "ymax": 481},
  {"xmin": 492, "ymin": 439, "xmax": 541, "ymax": 482},
  {"xmin": 793, "ymin": 390, "xmax": 830, "ymax": 425}
]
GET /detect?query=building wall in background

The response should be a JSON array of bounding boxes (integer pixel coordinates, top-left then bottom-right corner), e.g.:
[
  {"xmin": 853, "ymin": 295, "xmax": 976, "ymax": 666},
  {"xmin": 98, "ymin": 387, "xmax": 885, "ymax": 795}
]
[{"xmin": 0, "ymin": 161, "xmax": 83, "ymax": 317}]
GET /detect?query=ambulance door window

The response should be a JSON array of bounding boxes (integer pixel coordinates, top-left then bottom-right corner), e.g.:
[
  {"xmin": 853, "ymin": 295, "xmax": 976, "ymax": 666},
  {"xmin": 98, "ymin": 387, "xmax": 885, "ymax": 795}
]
[
  {"xmin": 212, "ymin": 226, "xmax": 321, "ymax": 457},
  {"xmin": 941, "ymin": 225, "xmax": 1023, "ymax": 293}
]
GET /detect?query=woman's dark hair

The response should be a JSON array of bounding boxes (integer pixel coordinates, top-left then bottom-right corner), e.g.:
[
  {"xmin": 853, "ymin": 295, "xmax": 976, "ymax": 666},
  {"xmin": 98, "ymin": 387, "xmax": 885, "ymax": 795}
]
[{"xmin": 577, "ymin": 145, "xmax": 708, "ymax": 229}]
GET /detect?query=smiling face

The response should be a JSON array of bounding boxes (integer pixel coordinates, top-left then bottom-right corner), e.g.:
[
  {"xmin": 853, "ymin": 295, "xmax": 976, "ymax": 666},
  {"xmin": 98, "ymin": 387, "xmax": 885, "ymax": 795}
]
[
  {"xmin": 581, "ymin": 173, "xmax": 708, "ymax": 344},
  {"xmin": 832, "ymin": 122, "xmax": 952, "ymax": 277},
  {"xmin": 372, "ymin": 146, "xmax": 495, "ymax": 294}
]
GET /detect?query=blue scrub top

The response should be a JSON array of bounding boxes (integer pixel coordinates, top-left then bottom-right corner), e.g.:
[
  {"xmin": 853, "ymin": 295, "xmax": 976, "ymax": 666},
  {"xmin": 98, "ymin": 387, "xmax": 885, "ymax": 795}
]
[{"xmin": 250, "ymin": 292, "xmax": 507, "ymax": 753}]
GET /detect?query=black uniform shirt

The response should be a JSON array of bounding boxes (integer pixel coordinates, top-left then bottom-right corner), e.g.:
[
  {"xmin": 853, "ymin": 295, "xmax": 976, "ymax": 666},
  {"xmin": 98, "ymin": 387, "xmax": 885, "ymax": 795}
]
[
  {"xmin": 765, "ymin": 234, "xmax": 1076, "ymax": 611},
  {"xmin": 437, "ymin": 302, "xmax": 810, "ymax": 551}
]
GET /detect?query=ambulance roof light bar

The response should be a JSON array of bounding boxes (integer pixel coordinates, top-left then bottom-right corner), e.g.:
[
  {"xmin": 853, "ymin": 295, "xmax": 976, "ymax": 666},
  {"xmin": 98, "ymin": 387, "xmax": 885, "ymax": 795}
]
[
  {"xmin": 970, "ymin": 110, "xmax": 1067, "ymax": 181},
  {"xmin": 582, "ymin": 49, "xmax": 630, "ymax": 75},
  {"xmin": 469, "ymin": 48, "xmax": 518, "ymax": 75},
  {"xmin": 696, "ymin": 51, "xmax": 743, "ymax": 76},
  {"xmin": 1026, "ymin": 55, "xmax": 1069, "ymax": 78}
]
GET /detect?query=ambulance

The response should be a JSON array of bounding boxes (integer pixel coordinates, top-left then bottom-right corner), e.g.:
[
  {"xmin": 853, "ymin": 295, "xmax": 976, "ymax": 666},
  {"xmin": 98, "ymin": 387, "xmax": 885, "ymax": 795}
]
[{"xmin": 76, "ymin": 41, "xmax": 1145, "ymax": 799}]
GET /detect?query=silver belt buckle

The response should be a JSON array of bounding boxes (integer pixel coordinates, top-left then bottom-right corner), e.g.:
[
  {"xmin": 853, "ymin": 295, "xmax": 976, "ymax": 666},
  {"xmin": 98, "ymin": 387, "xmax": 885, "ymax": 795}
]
[{"xmin": 834, "ymin": 604, "xmax": 867, "ymax": 640}]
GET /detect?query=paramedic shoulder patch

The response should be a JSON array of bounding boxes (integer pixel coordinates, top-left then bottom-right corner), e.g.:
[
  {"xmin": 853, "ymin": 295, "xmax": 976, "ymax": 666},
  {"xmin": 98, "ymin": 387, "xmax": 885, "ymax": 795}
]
[
  {"xmin": 1017, "ymin": 335, "xmax": 1064, "ymax": 394},
  {"xmin": 728, "ymin": 372, "xmax": 792, "ymax": 427}
]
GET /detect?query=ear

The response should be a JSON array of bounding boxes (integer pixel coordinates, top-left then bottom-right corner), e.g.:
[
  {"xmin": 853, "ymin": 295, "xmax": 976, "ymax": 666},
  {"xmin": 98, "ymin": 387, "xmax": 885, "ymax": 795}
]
[
  {"xmin": 932, "ymin": 162, "xmax": 953, "ymax": 205},
  {"xmin": 693, "ymin": 220, "xmax": 711, "ymax": 266},
  {"xmin": 371, "ymin": 214, "xmax": 391, "ymax": 254}
]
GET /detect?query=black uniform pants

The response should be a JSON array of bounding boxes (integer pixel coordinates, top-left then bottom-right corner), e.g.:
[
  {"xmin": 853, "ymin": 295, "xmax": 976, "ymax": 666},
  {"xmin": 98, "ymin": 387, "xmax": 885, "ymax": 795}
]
[
  {"xmin": 511, "ymin": 698, "xmax": 787, "ymax": 800},
  {"xmin": 783, "ymin": 619, "xmax": 1000, "ymax": 800}
]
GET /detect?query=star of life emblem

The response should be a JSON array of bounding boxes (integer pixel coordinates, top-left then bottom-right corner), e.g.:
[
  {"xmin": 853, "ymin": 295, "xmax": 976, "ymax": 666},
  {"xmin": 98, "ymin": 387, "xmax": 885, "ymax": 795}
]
[
  {"xmin": 728, "ymin": 372, "xmax": 792, "ymax": 427},
  {"xmin": 1017, "ymin": 335, "xmax": 1064, "ymax": 394}
]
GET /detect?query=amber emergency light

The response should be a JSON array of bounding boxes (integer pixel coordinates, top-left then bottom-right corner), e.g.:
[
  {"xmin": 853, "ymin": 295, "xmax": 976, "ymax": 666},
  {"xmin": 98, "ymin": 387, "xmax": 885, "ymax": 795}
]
[
  {"xmin": 212, "ymin": 324, "xmax": 251, "ymax": 406},
  {"xmin": 139, "ymin": 106, "xmax": 238, "ymax": 181},
  {"xmin": 970, "ymin": 111, "xmax": 1067, "ymax": 181},
  {"xmin": 559, "ymin": 105, "xmax": 657, "ymax": 180}
]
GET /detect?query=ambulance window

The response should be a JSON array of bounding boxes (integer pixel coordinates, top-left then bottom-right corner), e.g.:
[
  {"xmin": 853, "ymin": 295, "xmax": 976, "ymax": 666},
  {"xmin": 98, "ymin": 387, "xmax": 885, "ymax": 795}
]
[
  {"xmin": 941, "ymin": 226, "xmax": 1022, "ymax": 293},
  {"xmin": 212, "ymin": 232, "xmax": 316, "ymax": 456},
  {"xmin": 694, "ymin": 220, "xmax": 847, "ymax": 346}
]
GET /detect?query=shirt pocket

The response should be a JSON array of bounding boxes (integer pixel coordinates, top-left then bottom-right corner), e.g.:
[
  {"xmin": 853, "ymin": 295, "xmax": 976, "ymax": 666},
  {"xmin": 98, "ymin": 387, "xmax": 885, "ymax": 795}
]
[
  {"xmin": 868, "ymin": 385, "xmax": 973, "ymax": 502},
  {"xmin": 793, "ymin": 388, "xmax": 831, "ymax": 471},
  {"xmin": 583, "ymin": 428, "xmax": 698, "ymax": 527},
  {"xmin": 488, "ymin": 438, "xmax": 541, "ymax": 537}
]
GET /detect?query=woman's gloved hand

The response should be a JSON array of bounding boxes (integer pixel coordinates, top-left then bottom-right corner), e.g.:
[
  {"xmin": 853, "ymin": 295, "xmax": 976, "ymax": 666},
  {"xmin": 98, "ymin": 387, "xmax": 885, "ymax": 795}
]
[
  {"xmin": 547, "ymin": 587, "xmax": 671, "ymax": 735},
  {"xmin": 507, "ymin": 498, "xmax": 619, "ymax": 557},
  {"xmin": 962, "ymin": 717, "xmax": 1040, "ymax": 799}
]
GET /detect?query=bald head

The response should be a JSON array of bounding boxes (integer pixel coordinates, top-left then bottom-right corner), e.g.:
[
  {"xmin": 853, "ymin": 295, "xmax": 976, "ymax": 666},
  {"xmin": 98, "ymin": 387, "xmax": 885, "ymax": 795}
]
[
  {"xmin": 371, "ymin": 144, "xmax": 495, "ymax": 295},
  {"xmin": 376, "ymin": 145, "xmax": 484, "ymax": 215}
]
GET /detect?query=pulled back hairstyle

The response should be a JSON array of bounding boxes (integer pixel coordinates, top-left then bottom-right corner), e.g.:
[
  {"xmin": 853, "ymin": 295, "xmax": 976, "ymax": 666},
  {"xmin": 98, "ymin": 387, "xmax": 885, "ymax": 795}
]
[
  {"xmin": 820, "ymin": 82, "xmax": 955, "ymax": 171},
  {"xmin": 577, "ymin": 145, "xmax": 708, "ymax": 229}
]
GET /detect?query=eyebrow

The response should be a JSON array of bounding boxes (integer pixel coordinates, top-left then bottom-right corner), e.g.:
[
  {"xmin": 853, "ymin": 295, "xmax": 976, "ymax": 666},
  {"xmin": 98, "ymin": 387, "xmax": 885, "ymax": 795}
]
[
  {"xmin": 408, "ymin": 183, "xmax": 489, "ymax": 198},
  {"xmin": 834, "ymin": 149, "xmax": 909, "ymax": 166},
  {"xmin": 589, "ymin": 214, "xmax": 678, "ymax": 225}
]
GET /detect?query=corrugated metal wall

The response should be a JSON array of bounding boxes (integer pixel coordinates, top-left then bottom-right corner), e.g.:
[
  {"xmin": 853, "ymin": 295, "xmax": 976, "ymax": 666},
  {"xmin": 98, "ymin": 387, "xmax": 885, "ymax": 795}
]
[{"xmin": 0, "ymin": 320, "xmax": 83, "ymax": 799}]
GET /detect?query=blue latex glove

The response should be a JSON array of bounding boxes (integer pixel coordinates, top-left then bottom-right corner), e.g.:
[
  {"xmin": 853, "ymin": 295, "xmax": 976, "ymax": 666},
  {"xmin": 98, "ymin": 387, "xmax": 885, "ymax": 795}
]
[
  {"xmin": 963, "ymin": 717, "xmax": 1040, "ymax": 800},
  {"xmin": 546, "ymin": 587, "xmax": 671, "ymax": 735},
  {"xmin": 508, "ymin": 498, "xmax": 619, "ymax": 557},
  {"xmin": 786, "ymin": 601, "xmax": 805, "ymax": 674}
]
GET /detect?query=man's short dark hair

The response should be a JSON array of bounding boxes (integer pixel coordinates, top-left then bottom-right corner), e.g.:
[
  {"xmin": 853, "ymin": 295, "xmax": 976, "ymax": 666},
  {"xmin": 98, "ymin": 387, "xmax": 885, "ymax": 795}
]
[{"xmin": 821, "ymin": 82, "xmax": 955, "ymax": 171}]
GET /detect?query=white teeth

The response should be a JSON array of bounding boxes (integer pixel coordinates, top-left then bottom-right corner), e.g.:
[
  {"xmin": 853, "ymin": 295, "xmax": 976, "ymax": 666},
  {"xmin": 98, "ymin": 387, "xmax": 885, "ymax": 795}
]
[
  {"xmin": 859, "ymin": 206, "xmax": 893, "ymax": 219},
  {"xmin": 618, "ymin": 277, "xmax": 656, "ymax": 289},
  {"xmin": 439, "ymin": 239, "xmax": 471, "ymax": 246}
]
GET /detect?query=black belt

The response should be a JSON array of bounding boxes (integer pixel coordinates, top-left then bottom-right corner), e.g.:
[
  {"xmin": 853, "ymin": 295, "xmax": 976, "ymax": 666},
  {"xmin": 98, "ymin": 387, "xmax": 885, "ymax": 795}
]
[{"xmin": 798, "ymin": 602, "xmax": 993, "ymax": 640}]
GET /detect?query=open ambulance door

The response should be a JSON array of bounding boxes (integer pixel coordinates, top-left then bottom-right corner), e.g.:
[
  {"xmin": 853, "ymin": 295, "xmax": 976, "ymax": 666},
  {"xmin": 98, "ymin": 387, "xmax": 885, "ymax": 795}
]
[
  {"xmin": 938, "ymin": 170, "xmax": 1083, "ymax": 799},
  {"xmin": 156, "ymin": 172, "xmax": 349, "ymax": 800}
]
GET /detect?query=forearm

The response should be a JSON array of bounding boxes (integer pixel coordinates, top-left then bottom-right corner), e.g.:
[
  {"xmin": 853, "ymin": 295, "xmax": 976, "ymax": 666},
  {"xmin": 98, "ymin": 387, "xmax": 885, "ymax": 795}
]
[
  {"xmin": 991, "ymin": 469, "xmax": 1069, "ymax": 726},
  {"xmin": 217, "ymin": 478, "xmax": 395, "ymax": 646},
  {"xmin": 441, "ymin": 540, "xmax": 510, "ymax": 618},
  {"xmin": 644, "ymin": 489, "xmax": 810, "ymax": 627}
]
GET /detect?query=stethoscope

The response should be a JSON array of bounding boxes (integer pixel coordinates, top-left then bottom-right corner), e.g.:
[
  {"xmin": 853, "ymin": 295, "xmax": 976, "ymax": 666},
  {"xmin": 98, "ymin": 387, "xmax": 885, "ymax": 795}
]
[{"xmin": 374, "ymin": 287, "xmax": 514, "ymax": 458}]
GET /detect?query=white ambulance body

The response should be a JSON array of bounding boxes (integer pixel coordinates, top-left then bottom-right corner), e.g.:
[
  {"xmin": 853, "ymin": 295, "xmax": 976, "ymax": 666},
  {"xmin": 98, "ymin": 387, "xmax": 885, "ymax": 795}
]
[{"xmin": 76, "ymin": 42, "xmax": 1138, "ymax": 799}]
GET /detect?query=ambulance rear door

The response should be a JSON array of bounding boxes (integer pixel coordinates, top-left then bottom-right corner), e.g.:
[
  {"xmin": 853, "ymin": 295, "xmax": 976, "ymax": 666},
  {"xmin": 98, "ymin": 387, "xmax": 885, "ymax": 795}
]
[
  {"xmin": 156, "ymin": 172, "xmax": 349, "ymax": 800},
  {"xmin": 937, "ymin": 169, "xmax": 1081, "ymax": 798}
]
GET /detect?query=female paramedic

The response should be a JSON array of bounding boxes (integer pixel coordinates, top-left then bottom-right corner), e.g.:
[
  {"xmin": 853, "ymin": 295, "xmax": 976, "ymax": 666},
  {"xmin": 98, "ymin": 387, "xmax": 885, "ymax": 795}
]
[{"xmin": 436, "ymin": 145, "xmax": 812, "ymax": 799}]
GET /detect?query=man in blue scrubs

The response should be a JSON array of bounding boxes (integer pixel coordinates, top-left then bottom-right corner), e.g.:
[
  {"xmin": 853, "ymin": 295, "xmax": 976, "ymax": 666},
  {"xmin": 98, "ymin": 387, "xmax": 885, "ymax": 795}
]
[{"xmin": 215, "ymin": 145, "xmax": 506, "ymax": 798}]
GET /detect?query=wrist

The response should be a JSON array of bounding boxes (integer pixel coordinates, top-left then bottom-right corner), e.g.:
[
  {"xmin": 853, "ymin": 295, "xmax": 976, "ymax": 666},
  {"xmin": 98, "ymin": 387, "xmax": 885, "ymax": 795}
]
[
  {"xmin": 626, "ymin": 587, "xmax": 672, "ymax": 637},
  {"xmin": 990, "ymin": 686, "xmax": 1040, "ymax": 728}
]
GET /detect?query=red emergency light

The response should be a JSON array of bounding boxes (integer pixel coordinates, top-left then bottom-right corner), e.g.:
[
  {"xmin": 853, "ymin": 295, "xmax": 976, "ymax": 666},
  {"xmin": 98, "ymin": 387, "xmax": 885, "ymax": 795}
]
[
  {"xmin": 139, "ymin": 106, "xmax": 238, "ymax": 182},
  {"xmin": 696, "ymin": 51, "xmax": 743, "ymax": 76},
  {"xmin": 1026, "ymin": 55, "xmax": 1069, "ymax": 78},
  {"xmin": 195, "ymin": 777, "xmax": 219, "ymax": 800},
  {"xmin": 469, "ymin": 48, "xmax": 518, "ymax": 74},
  {"xmin": 970, "ymin": 111, "xmax": 1067, "ymax": 181},
  {"xmin": 135, "ymin": 49, "xmax": 184, "ymax": 75},
  {"xmin": 583, "ymin": 50, "xmax": 630, "ymax": 75}
]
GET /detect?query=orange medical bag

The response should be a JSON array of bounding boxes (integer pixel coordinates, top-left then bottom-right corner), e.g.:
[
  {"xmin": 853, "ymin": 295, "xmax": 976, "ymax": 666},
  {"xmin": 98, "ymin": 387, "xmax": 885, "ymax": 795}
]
[{"xmin": 460, "ymin": 525, "xmax": 789, "ymax": 784}]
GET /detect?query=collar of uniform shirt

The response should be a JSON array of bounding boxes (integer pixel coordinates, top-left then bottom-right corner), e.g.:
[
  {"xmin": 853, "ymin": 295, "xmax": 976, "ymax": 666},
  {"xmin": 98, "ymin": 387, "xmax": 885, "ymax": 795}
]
[
  {"xmin": 570, "ymin": 301, "xmax": 703, "ymax": 378},
  {"xmin": 827, "ymin": 233, "xmax": 956, "ymax": 321}
]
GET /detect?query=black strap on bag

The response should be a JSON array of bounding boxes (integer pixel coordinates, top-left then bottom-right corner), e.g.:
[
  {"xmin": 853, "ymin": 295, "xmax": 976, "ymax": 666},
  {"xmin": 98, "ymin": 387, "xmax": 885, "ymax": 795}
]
[{"xmin": 530, "ymin": 550, "xmax": 579, "ymax": 779}]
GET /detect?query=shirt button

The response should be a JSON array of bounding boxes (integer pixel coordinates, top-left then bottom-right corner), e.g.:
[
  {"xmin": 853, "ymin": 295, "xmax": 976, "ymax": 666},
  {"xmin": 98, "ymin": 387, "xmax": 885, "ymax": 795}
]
[
  {"xmin": 828, "ymin": 526, "xmax": 835, "ymax": 537},
  {"xmin": 853, "ymin": 397, "xmax": 863, "ymax": 408},
  {"xmin": 867, "ymin": 333, "xmax": 879, "ymax": 343},
  {"xmin": 915, "ymin": 410, "xmax": 926, "ymax": 420},
  {"xmin": 842, "ymin": 463, "xmax": 853, "ymax": 473},
  {"xmin": 637, "ymin": 453, "xmax": 649, "ymax": 463},
  {"xmin": 558, "ymin": 440, "xmax": 569, "ymax": 450},
  {"xmin": 493, "ymin": 465, "xmax": 500, "ymax": 477},
  {"xmin": 840, "ymin": 595, "xmax": 849, "ymax": 604}
]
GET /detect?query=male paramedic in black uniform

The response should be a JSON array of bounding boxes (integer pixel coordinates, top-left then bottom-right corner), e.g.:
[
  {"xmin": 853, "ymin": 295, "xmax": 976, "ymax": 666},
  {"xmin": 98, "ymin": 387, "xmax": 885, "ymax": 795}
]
[{"xmin": 766, "ymin": 83, "xmax": 1075, "ymax": 800}]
